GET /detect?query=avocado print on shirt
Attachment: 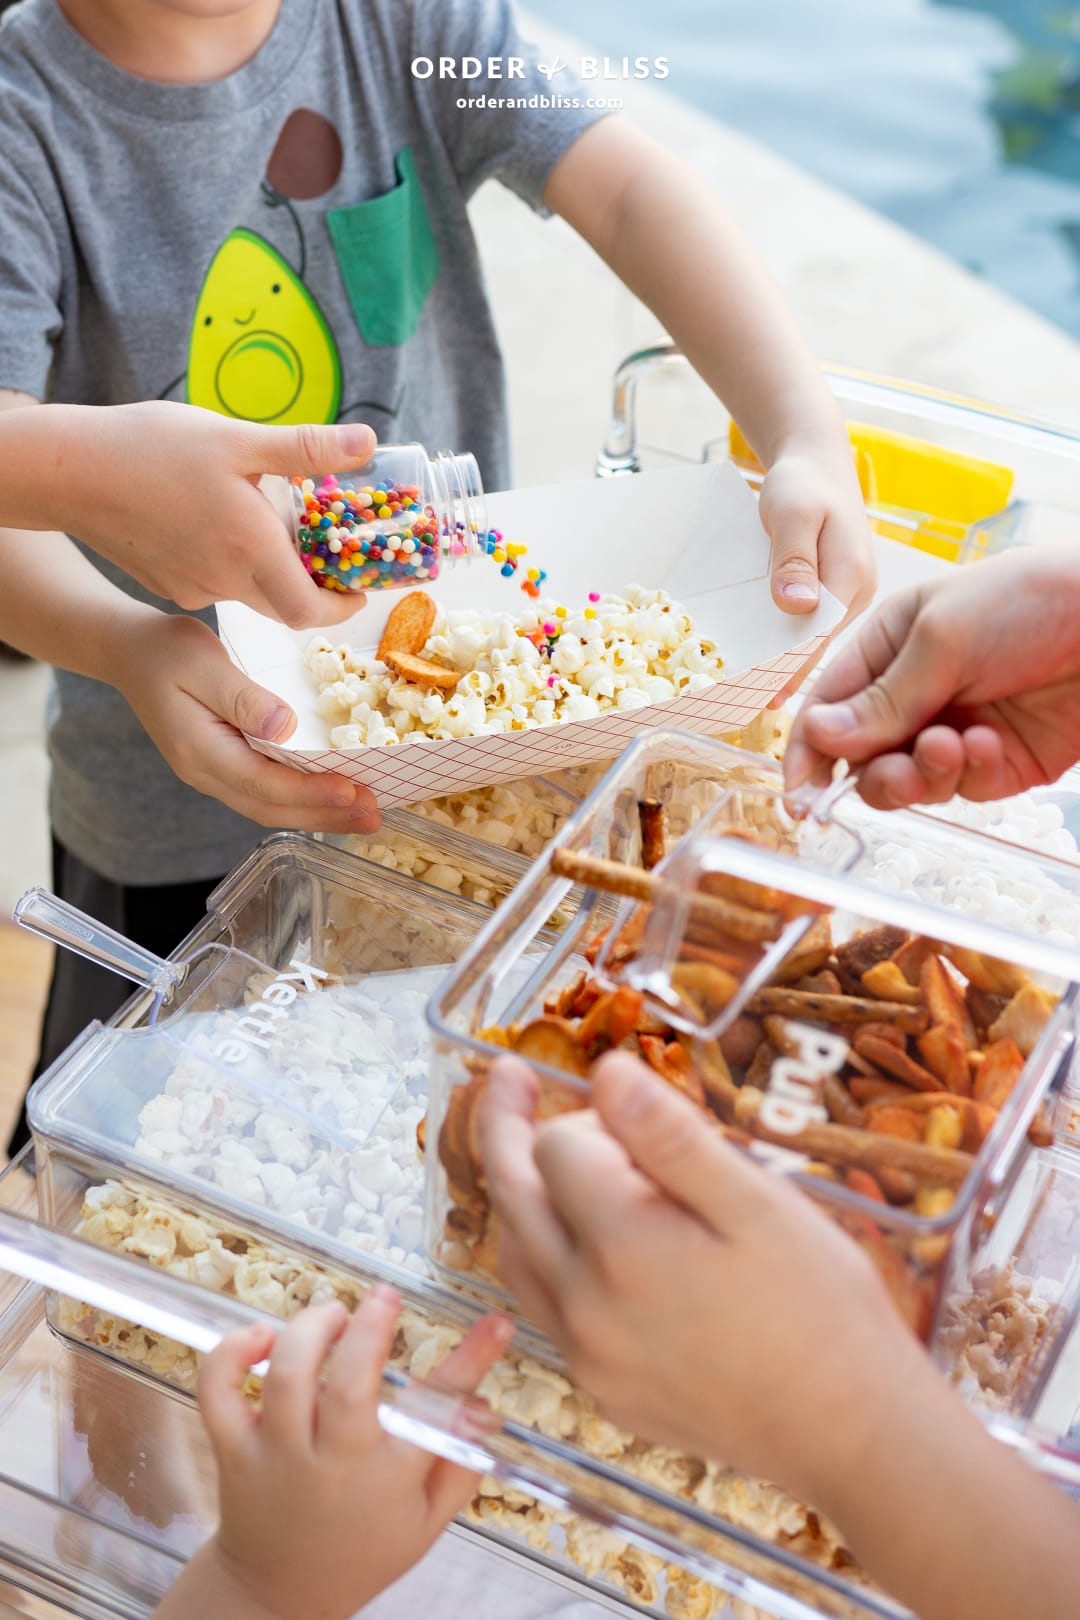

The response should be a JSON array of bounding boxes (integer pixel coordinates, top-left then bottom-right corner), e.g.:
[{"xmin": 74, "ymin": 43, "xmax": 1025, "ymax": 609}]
[
  {"xmin": 187, "ymin": 228, "xmax": 341, "ymax": 423},
  {"xmin": 185, "ymin": 110, "xmax": 344, "ymax": 426}
]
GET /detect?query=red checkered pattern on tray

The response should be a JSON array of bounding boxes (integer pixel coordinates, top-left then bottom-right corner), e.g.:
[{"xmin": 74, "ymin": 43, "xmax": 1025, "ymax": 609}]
[{"xmin": 251, "ymin": 635, "xmax": 825, "ymax": 808}]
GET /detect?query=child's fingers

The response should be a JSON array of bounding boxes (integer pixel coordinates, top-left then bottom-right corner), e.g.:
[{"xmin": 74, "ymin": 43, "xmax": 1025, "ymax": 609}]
[
  {"xmin": 175, "ymin": 652, "xmax": 381, "ymax": 824},
  {"xmin": 421, "ymin": 1451, "xmax": 497, "ymax": 1531},
  {"xmin": 491, "ymin": 1227, "xmax": 565, "ymax": 1341},
  {"xmin": 531, "ymin": 1109, "xmax": 655, "ymax": 1251},
  {"xmin": 196, "ymin": 738, "xmax": 379, "ymax": 831},
  {"xmin": 781, "ymin": 734, "xmax": 834, "ymax": 799},
  {"xmin": 850, "ymin": 753, "xmax": 928, "ymax": 810},
  {"xmin": 237, "ymin": 482, "xmax": 366, "ymax": 630},
  {"xmin": 817, "ymin": 510, "xmax": 877, "ymax": 617},
  {"xmin": 374, "ymin": 1316, "xmax": 513, "ymax": 1521},
  {"xmin": 479, "ymin": 1057, "xmax": 576, "ymax": 1282},
  {"xmin": 590, "ymin": 1054, "xmax": 781, "ymax": 1238},
  {"xmin": 260, "ymin": 1301, "xmax": 349, "ymax": 1454},
  {"xmin": 855, "ymin": 723, "xmax": 974, "ymax": 809},
  {"xmin": 318, "ymin": 1284, "xmax": 401, "ymax": 1455},
  {"xmin": 785, "ymin": 592, "xmax": 923, "ymax": 791},
  {"xmin": 785, "ymin": 639, "xmax": 886, "ymax": 794},
  {"xmin": 178, "ymin": 655, "xmax": 301, "ymax": 745},
  {"xmin": 197, "ymin": 1321, "xmax": 276, "ymax": 1459},
  {"xmin": 426, "ymin": 1313, "xmax": 514, "ymax": 1399},
  {"xmin": 251, "ymin": 546, "xmax": 366, "ymax": 632},
  {"xmin": 417, "ymin": 1316, "xmax": 516, "ymax": 1525},
  {"xmin": 799, "ymin": 603, "xmax": 964, "ymax": 773},
  {"xmin": 173, "ymin": 696, "xmax": 381, "ymax": 831}
]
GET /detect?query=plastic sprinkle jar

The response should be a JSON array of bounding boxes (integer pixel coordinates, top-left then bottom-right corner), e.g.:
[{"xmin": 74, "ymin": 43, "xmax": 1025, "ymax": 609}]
[{"xmin": 290, "ymin": 443, "xmax": 488, "ymax": 593}]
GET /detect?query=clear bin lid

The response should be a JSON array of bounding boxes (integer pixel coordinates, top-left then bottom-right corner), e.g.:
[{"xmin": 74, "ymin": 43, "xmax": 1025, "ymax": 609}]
[
  {"xmin": 26, "ymin": 963, "xmax": 448, "ymax": 1286},
  {"xmin": 448, "ymin": 764, "xmax": 1080, "ymax": 1208},
  {"xmin": 26, "ymin": 838, "xmax": 552, "ymax": 1306},
  {"xmin": 18, "ymin": 882, "xmax": 445, "ymax": 1160},
  {"xmin": 426, "ymin": 732, "xmax": 1080, "ymax": 1453},
  {"xmin": 2, "ymin": 1192, "xmax": 1078, "ymax": 1620}
]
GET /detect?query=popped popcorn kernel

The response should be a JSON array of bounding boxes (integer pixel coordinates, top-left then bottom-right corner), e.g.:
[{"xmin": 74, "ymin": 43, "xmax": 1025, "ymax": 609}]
[{"xmin": 305, "ymin": 587, "xmax": 725, "ymax": 747}]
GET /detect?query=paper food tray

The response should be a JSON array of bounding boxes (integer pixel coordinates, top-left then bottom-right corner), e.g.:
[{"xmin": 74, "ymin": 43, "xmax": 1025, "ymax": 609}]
[{"xmin": 218, "ymin": 462, "xmax": 843, "ymax": 807}]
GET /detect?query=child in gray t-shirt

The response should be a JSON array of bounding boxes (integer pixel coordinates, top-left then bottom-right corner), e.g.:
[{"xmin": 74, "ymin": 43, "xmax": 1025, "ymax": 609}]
[{"xmin": 0, "ymin": 0, "xmax": 873, "ymax": 1144}]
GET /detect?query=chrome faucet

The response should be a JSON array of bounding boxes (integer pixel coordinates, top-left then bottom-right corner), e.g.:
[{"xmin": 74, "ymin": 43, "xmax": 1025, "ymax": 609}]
[{"xmin": 594, "ymin": 340, "xmax": 688, "ymax": 477}]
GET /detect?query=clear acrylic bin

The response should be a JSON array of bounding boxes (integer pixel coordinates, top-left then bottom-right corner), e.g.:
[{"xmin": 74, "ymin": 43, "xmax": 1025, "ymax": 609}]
[
  {"xmin": 377, "ymin": 730, "xmax": 788, "ymax": 875},
  {"xmin": 327, "ymin": 742, "xmax": 779, "ymax": 920},
  {"xmin": 327, "ymin": 806, "xmax": 541, "ymax": 907},
  {"xmin": 27, "ymin": 835, "xmax": 537, "ymax": 1306},
  {"xmin": 0, "ymin": 1152, "xmax": 196, "ymax": 1618},
  {"xmin": 10, "ymin": 832, "xmax": 913, "ymax": 1619},
  {"xmin": 18, "ymin": 820, "xmax": 1080, "ymax": 1620},
  {"xmin": 0, "ymin": 1155, "xmax": 911, "ymax": 1620},
  {"xmin": 606, "ymin": 353, "xmax": 1080, "ymax": 564},
  {"xmin": 377, "ymin": 776, "xmax": 593, "ymax": 866},
  {"xmin": 425, "ymin": 733, "xmax": 1080, "ymax": 1411},
  {"xmin": 6, "ymin": 1129, "xmax": 1080, "ymax": 1620},
  {"xmin": 324, "ymin": 804, "xmax": 580, "ymax": 932}
]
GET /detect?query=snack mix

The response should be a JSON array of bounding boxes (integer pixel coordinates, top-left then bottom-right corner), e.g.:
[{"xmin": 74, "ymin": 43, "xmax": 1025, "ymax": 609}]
[{"xmin": 434, "ymin": 808, "xmax": 1062, "ymax": 1341}]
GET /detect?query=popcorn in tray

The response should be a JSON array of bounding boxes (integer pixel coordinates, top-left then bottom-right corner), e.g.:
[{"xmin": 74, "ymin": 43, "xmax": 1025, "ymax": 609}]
[{"xmin": 307, "ymin": 586, "xmax": 725, "ymax": 747}]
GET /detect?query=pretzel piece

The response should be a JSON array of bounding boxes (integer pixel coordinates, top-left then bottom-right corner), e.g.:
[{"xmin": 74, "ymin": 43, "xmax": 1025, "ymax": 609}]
[
  {"xmin": 549, "ymin": 849, "xmax": 782, "ymax": 942},
  {"xmin": 747, "ymin": 987, "xmax": 928, "ymax": 1034},
  {"xmin": 920, "ymin": 955, "xmax": 978, "ymax": 1048},
  {"xmin": 855, "ymin": 1036, "xmax": 944, "ymax": 1094},
  {"xmin": 637, "ymin": 797, "xmax": 667, "ymax": 871}
]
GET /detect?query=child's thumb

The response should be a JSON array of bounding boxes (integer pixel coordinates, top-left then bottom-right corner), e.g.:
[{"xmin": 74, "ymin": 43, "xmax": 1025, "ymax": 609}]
[
  {"xmin": 241, "ymin": 421, "xmax": 376, "ymax": 478},
  {"xmin": 759, "ymin": 485, "xmax": 821, "ymax": 614},
  {"xmin": 205, "ymin": 661, "xmax": 298, "ymax": 744}
]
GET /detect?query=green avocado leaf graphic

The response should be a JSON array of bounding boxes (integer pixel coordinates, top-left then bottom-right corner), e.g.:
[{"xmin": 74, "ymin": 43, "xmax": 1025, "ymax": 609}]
[{"xmin": 187, "ymin": 228, "xmax": 341, "ymax": 425}]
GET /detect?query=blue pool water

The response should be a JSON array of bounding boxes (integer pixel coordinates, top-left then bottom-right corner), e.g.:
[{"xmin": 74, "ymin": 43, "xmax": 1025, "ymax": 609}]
[{"xmin": 537, "ymin": 0, "xmax": 1080, "ymax": 341}]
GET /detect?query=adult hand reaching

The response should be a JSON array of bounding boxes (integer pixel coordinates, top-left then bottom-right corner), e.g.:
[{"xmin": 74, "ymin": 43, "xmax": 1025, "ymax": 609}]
[{"xmin": 785, "ymin": 546, "xmax": 1080, "ymax": 809}]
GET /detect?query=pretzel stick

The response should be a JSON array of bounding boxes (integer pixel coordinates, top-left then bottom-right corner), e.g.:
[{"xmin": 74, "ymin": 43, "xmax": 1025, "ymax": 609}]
[
  {"xmin": 638, "ymin": 797, "xmax": 668, "ymax": 871},
  {"xmin": 865, "ymin": 1091, "xmax": 976, "ymax": 1115},
  {"xmin": 549, "ymin": 848, "xmax": 782, "ymax": 942},
  {"xmin": 732, "ymin": 1089, "xmax": 973, "ymax": 1184},
  {"xmin": 747, "ymin": 986, "xmax": 928, "ymax": 1034}
]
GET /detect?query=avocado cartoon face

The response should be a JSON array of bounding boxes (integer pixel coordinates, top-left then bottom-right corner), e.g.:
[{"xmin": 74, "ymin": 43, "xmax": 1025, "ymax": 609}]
[{"xmin": 187, "ymin": 228, "xmax": 341, "ymax": 425}]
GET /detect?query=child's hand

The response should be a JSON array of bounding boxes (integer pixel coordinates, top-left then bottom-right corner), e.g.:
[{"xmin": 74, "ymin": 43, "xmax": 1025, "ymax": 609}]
[
  {"xmin": 112, "ymin": 613, "xmax": 380, "ymax": 834},
  {"xmin": 55, "ymin": 401, "xmax": 376, "ymax": 629},
  {"xmin": 480, "ymin": 1059, "xmax": 1080, "ymax": 1620},
  {"xmin": 481, "ymin": 1052, "xmax": 929, "ymax": 1509},
  {"xmin": 758, "ymin": 442, "xmax": 876, "ymax": 619},
  {"xmin": 192, "ymin": 1292, "xmax": 512, "ymax": 1620},
  {"xmin": 544, "ymin": 123, "xmax": 874, "ymax": 627},
  {"xmin": 785, "ymin": 545, "xmax": 1080, "ymax": 809}
]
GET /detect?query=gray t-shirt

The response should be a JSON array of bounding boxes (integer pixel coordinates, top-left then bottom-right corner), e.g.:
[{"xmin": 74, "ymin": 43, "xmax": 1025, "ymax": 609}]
[{"xmin": 0, "ymin": 0, "xmax": 603, "ymax": 884}]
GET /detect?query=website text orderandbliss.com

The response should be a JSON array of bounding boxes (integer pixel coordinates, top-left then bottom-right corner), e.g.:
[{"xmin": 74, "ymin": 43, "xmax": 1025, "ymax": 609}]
[{"xmin": 453, "ymin": 93, "xmax": 626, "ymax": 110}]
